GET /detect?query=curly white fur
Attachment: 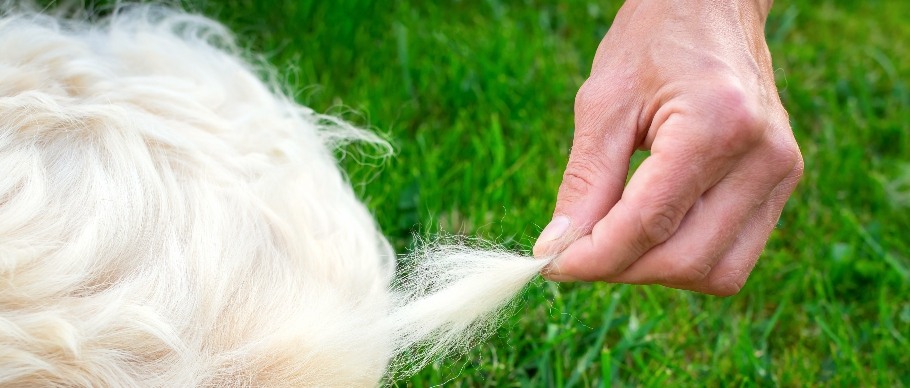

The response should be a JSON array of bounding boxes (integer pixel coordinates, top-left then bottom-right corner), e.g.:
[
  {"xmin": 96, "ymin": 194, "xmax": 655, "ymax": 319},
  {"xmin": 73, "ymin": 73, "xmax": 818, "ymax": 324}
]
[{"xmin": 0, "ymin": 4, "xmax": 550, "ymax": 386}]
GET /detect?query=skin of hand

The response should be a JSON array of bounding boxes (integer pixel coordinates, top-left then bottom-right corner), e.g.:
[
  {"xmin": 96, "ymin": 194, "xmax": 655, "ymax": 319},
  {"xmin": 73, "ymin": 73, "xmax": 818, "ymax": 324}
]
[{"xmin": 532, "ymin": 0, "xmax": 803, "ymax": 296}]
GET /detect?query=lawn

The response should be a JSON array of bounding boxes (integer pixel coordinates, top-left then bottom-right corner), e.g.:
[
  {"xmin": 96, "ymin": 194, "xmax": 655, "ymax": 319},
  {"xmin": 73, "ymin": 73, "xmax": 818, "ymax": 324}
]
[{"xmin": 115, "ymin": 0, "xmax": 910, "ymax": 385}]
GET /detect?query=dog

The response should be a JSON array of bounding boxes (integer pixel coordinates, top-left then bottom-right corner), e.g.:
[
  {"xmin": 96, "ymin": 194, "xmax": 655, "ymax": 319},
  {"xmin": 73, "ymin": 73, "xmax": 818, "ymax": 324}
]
[{"xmin": 0, "ymin": 4, "xmax": 547, "ymax": 386}]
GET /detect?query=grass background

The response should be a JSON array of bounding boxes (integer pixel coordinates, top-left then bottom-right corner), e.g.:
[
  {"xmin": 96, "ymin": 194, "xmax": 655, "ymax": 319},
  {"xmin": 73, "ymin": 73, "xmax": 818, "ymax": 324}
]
[{"xmin": 91, "ymin": 0, "xmax": 910, "ymax": 385}]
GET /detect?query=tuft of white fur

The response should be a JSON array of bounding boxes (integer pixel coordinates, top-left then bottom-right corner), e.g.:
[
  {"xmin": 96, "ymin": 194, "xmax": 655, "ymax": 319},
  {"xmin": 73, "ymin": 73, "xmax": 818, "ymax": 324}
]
[
  {"xmin": 0, "ymin": 3, "xmax": 550, "ymax": 386},
  {"xmin": 386, "ymin": 239, "xmax": 549, "ymax": 378}
]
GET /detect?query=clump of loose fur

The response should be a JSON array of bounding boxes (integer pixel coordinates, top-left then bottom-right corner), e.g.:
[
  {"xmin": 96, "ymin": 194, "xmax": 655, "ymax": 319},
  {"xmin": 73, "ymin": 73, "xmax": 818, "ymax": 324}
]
[
  {"xmin": 0, "ymin": 3, "xmax": 550, "ymax": 386},
  {"xmin": 387, "ymin": 238, "xmax": 550, "ymax": 378}
]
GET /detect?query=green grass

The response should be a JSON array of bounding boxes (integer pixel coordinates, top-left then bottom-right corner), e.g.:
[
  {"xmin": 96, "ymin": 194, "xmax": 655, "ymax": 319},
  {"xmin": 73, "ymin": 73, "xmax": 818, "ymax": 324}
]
[{"xmin": 94, "ymin": 0, "xmax": 910, "ymax": 385}]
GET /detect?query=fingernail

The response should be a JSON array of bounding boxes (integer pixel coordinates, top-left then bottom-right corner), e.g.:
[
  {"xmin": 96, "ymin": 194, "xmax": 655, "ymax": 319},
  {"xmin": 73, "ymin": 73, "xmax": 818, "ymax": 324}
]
[
  {"xmin": 538, "ymin": 216, "xmax": 570, "ymax": 243},
  {"xmin": 534, "ymin": 216, "xmax": 570, "ymax": 256}
]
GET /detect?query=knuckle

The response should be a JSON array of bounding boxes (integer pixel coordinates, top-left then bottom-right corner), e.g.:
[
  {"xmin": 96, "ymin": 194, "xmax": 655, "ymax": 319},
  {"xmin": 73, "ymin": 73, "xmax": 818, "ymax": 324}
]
[
  {"xmin": 558, "ymin": 155, "xmax": 604, "ymax": 204},
  {"xmin": 575, "ymin": 77, "xmax": 626, "ymax": 121},
  {"xmin": 791, "ymin": 155, "xmax": 805, "ymax": 182},
  {"xmin": 765, "ymin": 137, "xmax": 804, "ymax": 180},
  {"xmin": 574, "ymin": 80, "xmax": 603, "ymax": 113},
  {"xmin": 726, "ymin": 102, "xmax": 761, "ymax": 134},
  {"xmin": 664, "ymin": 258, "xmax": 713, "ymax": 285},
  {"xmin": 711, "ymin": 83, "xmax": 755, "ymax": 119},
  {"xmin": 704, "ymin": 83, "xmax": 766, "ymax": 151},
  {"xmin": 559, "ymin": 170, "xmax": 594, "ymax": 202},
  {"xmin": 637, "ymin": 201, "xmax": 685, "ymax": 247}
]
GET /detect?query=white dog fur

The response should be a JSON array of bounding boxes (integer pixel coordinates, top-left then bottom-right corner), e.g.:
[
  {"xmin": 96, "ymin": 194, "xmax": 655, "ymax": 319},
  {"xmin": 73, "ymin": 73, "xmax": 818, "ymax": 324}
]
[{"xmin": 0, "ymin": 4, "xmax": 550, "ymax": 386}]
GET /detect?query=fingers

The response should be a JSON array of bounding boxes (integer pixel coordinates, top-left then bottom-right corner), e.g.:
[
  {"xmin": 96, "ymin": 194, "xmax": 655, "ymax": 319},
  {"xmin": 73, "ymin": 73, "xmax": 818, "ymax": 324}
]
[
  {"xmin": 544, "ymin": 118, "xmax": 739, "ymax": 281},
  {"xmin": 595, "ymin": 136, "xmax": 802, "ymax": 295},
  {"xmin": 689, "ymin": 154, "xmax": 803, "ymax": 295},
  {"xmin": 533, "ymin": 79, "xmax": 639, "ymax": 257},
  {"xmin": 604, "ymin": 155, "xmax": 776, "ymax": 287}
]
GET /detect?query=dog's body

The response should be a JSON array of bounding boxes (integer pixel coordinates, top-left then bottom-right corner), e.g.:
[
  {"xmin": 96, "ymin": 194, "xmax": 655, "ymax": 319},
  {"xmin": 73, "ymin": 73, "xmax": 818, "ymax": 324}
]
[
  {"xmin": 0, "ymin": 5, "xmax": 547, "ymax": 386},
  {"xmin": 0, "ymin": 7, "xmax": 397, "ymax": 385}
]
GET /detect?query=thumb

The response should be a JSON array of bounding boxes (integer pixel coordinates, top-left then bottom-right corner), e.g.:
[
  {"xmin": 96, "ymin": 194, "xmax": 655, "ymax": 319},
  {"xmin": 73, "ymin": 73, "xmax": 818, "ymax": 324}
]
[{"xmin": 533, "ymin": 83, "xmax": 637, "ymax": 258}]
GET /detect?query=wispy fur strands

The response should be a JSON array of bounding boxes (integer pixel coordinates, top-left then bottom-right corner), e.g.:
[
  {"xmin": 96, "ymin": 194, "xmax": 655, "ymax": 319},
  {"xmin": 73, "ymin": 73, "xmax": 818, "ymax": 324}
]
[{"xmin": 0, "ymin": 4, "xmax": 550, "ymax": 386}]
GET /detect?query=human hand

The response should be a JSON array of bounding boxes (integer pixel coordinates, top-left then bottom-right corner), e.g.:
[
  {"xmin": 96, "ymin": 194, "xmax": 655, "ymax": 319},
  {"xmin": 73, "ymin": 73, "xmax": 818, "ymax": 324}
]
[{"xmin": 532, "ymin": 0, "xmax": 803, "ymax": 295}]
